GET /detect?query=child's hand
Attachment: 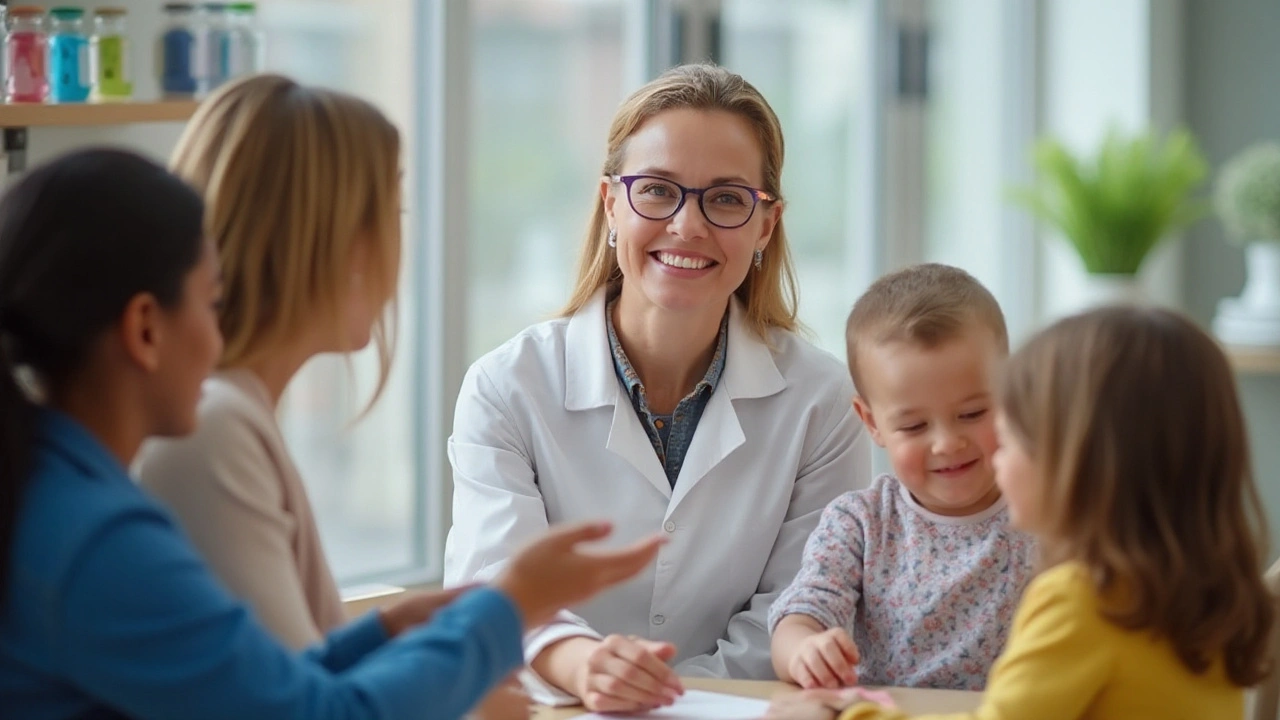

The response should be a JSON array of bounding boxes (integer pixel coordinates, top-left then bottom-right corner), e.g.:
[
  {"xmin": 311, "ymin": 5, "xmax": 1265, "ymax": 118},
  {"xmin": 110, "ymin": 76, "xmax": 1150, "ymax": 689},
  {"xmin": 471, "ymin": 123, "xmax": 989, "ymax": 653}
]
[
  {"xmin": 789, "ymin": 628, "xmax": 860, "ymax": 689},
  {"xmin": 764, "ymin": 688, "xmax": 864, "ymax": 720},
  {"xmin": 471, "ymin": 676, "xmax": 531, "ymax": 720}
]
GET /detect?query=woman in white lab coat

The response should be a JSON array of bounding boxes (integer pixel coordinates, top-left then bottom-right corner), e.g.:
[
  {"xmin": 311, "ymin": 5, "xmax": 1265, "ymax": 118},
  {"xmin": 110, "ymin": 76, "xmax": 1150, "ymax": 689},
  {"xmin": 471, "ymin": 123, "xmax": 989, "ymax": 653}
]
[{"xmin": 444, "ymin": 64, "xmax": 872, "ymax": 713}]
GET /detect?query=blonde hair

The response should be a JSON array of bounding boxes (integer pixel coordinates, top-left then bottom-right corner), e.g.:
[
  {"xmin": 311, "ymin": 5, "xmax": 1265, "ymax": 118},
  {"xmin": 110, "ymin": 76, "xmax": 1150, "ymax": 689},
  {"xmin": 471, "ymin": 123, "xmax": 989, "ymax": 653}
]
[
  {"xmin": 845, "ymin": 263, "xmax": 1008, "ymax": 395},
  {"xmin": 170, "ymin": 74, "xmax": 402, "ymax": 403},
  {"xmin": 561, "ymin": 63, "xmax": 799, "ymax": 338},
  {"xmin": 1000, "ymin": 306, "xmax": 1273, "ymax": 687}
]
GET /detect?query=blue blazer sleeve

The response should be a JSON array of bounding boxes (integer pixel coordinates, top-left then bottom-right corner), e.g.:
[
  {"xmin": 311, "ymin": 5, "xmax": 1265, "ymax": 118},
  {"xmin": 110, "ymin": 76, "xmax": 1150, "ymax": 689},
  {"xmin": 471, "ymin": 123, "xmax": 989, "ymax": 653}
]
[
  {"xmin": 49, "ymin": 505, "xmax": 524, "ymax": 720},
  {"xmin": 302, "ymin": 612, "xmax": 390, "ymax": 674}
]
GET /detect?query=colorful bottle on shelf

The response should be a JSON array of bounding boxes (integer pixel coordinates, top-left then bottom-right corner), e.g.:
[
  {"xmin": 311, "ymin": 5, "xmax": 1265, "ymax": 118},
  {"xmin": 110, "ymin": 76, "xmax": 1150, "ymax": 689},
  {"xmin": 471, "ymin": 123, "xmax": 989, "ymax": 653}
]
[
  {"xmin": 0, "ymin": 2, "xmax": 9, "ymax": 104},
  {"xmin": 224, "ymin": 2, "xmax": 264, "ymax": 79},
  {"xmin": 5, "ymin": 6, "xmax": 47, "ymax": 104},
  {"xmin": 90, "ymin": 7, "xmax": 132, "ymax": 101},
  {"xmin": 159, "ymin": 2, "xmax": 197, "ymax": 97},
  {"xmin": 198, "ymin": 2, "xmax": 228, "ymax": 93},
  {"xmin": 48, "ymin": 7, "xmax": 90, "ymax": 103}
]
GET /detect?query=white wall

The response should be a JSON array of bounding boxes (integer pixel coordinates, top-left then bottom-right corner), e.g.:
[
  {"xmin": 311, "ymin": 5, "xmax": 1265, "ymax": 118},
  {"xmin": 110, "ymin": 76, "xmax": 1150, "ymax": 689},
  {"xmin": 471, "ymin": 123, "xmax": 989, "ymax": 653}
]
[{"xmin": 1182, "ymin": 0, "xmax": 1280, "ymax": 553}]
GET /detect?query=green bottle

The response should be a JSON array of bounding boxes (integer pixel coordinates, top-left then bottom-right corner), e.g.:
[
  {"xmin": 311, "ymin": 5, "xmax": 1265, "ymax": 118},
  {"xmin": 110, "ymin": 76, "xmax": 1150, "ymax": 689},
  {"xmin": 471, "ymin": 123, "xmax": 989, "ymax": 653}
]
[{"xmin": 91, "ymin": 7, "xmax": 134, "ymax": 100}]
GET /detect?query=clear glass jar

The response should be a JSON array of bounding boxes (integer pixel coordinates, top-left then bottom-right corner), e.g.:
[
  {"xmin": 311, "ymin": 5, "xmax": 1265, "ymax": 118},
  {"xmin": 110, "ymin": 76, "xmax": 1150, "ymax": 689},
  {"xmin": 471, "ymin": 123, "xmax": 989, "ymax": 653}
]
[
  {"xmin": 91, "ymin": 8, "xmax": 133, "ymax": 101},
  {"xmin": 198, "ymin": 2, "xmax": 229, "ymax": 94},
  {"xmin": 5, "ymin": 6, "xmax": 47, "ymax": 104},
  {"xmin": 158, "ymin": 2, "xmax": 197, "ymax": 97},
  {"xmin": 0, "ymin": 5, "xmax": 9, "ymax": 104},
  {"xmin": 48, "ymin": 7, "xmax": 89, "ymax": 103},
  {"xmin": 224, "ymin": 2, "xmax": 264, "ymax": 80}
]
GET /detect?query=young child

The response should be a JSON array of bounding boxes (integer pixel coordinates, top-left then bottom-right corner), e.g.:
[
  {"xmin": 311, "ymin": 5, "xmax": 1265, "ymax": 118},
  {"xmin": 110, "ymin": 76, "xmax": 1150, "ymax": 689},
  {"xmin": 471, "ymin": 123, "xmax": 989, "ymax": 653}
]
[
  {"xmin": 767, "ymin": 305, "xmax": 1275, "ymax": 719},
  {"xmin": 770, "ymin": 264, "xmax": 1036, "ymax": 691}
]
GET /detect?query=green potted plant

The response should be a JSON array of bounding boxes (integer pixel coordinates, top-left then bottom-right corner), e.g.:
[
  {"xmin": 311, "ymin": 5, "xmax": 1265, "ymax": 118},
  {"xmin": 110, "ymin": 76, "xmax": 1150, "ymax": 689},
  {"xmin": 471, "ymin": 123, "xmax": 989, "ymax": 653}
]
[
  {"xmin": 1211, "ymin": 142, "xmax": 1280, "ymax": 347},
  {"xmin": 1010, "ymin": 127, "xmax": 1209, "ymax": 305}
]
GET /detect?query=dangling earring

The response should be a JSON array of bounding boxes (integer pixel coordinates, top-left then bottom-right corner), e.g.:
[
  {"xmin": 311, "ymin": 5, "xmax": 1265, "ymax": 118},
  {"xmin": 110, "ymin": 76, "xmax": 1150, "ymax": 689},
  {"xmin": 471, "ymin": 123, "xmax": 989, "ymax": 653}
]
[
  {"xmin": 607, "ymin": 228, "xmax": 617, "ymax": 248},
  {"xmin": 754, "ymin": 248, "xmax": 764, "ymax": 270}
]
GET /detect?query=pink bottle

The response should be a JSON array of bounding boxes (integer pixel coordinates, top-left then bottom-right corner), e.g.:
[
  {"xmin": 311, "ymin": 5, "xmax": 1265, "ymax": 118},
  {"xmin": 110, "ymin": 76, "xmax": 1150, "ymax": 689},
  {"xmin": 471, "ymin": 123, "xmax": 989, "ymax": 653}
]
[{"xmin": 6, "ymin": 7, "xmax": 49, "ymax": 104}]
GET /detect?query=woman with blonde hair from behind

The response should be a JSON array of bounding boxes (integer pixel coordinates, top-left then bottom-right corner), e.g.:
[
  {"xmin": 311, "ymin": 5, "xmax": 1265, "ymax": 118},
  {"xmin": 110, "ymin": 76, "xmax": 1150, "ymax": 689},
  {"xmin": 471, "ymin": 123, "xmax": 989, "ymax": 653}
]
[
  {"xmin": 134, "ymin": 74, "xmax": 581, "ymax": 718},
  {"xmin": 766, "ymin": 305, "xmax": 1275, "ymax": 720}
]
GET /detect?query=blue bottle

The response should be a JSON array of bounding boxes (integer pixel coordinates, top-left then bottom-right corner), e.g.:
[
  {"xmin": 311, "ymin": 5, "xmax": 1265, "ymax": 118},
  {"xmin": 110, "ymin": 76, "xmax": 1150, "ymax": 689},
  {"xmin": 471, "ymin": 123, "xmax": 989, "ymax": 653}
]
[
  {"xmin": 48, "ymin": 7, "xmax": 89, "ymax": 103},
  {"xmin": 159, "ymin": 2, "xmax": 197, "ymax": 97}
]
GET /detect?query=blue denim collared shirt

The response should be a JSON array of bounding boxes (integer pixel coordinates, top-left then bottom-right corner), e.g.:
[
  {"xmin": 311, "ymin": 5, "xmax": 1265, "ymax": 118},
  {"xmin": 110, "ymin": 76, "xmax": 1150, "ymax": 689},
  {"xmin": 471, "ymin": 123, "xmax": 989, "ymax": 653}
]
[{"xmin": 606, "ymin": 302, "xmax": 729, "ymax": 488}]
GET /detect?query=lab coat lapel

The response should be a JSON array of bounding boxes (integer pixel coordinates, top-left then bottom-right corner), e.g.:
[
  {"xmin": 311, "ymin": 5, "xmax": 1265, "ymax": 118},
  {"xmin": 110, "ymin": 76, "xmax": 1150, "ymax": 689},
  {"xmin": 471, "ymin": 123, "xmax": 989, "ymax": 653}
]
[{"xmin": 666, "ymin": 299, "xmax": 786, "ymax": 513}]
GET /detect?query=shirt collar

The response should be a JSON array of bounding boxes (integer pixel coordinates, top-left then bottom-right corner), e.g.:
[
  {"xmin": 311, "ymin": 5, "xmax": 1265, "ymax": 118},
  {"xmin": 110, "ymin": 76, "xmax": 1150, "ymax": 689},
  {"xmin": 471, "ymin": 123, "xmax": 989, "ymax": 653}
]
[
  {"xmin": 605, "ymin": 300, "xmax": 729, "ymax": 404},
  {"xmin": 37, "ymin": 407, "xmax": 132, "ymax": 484}
]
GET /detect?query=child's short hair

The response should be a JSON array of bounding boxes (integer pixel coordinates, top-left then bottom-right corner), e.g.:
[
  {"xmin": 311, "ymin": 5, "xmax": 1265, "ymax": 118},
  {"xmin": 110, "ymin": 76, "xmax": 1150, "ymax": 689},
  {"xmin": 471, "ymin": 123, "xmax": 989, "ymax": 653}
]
[
  {"xmin": 999, "ymin": 306, "xmax": 1273, "ymax": 687},
  {"xmin": 845, "ymin": 263, "xmax": 1008, "ymax": 395}
]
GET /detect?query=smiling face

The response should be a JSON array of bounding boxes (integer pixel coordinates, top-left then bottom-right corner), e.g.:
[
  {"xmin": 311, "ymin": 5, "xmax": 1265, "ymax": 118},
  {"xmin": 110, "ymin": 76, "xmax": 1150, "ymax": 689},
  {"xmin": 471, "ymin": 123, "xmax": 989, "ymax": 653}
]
[
  {"xmin": 601, "ymin": 108, "xmax": 780, "ymax": 317},
  {"xmin": 853, "ymin": 325, "xmax": 1005, "ymax": 516}
]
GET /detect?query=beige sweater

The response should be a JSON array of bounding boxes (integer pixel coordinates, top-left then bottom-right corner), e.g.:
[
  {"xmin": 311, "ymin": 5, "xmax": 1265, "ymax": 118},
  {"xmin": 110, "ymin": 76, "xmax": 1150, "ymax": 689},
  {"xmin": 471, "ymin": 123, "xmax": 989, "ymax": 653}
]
[{"xmin": 135, "ymin": 368, "xmax": 347, "ymax": 649}]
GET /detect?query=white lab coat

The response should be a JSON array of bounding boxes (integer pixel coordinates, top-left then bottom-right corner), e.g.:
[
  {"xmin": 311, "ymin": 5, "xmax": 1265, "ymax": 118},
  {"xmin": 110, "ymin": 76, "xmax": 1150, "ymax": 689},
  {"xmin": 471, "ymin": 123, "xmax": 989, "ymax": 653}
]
[{"xmin": 443, "ymin": 289, "xmax": 871, "ymax": 702}]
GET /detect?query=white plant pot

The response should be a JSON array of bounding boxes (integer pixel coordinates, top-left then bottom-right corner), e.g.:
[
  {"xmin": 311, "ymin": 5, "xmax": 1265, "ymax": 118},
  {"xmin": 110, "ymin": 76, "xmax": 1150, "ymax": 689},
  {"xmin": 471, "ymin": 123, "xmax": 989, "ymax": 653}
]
[
  {"xmin": 1214, "ymin": 241, "xmax": 1280, "ymax": 347},
  {"xmin": 1079, "ymin": 273, "xmax": 1145, "ymax": 309}
]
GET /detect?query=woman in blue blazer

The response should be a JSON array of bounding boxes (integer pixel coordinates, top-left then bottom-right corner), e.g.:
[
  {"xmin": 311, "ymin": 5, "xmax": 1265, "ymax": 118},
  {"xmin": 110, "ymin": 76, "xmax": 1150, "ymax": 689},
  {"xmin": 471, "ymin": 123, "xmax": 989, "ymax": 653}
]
[{"xmin": 0, "ymin": 148, "xmax": 660, "ymax": 719}]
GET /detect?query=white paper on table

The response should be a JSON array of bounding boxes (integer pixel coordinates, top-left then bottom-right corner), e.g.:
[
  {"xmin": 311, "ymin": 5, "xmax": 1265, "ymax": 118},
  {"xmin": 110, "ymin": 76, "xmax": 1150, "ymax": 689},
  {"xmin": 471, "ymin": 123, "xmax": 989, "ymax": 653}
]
[{"xmin": 577, "ymin": 689, "xmax": 770, "ymax": 720}]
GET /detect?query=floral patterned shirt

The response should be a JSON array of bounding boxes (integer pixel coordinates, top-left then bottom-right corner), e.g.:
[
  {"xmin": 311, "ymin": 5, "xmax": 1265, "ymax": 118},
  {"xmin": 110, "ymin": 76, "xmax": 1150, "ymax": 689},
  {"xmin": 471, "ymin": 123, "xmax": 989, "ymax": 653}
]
[{"xmin": 769, "ymin": 474, "xmax": 1036, "ymax": 691}]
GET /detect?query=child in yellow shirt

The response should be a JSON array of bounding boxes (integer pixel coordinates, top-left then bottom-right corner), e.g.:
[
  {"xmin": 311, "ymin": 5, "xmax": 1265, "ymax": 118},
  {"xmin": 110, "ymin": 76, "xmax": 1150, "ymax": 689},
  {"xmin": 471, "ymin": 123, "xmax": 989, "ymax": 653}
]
[{"xmin": 766, "ymin": 305, "xmax": 1275, "ymax": 720}]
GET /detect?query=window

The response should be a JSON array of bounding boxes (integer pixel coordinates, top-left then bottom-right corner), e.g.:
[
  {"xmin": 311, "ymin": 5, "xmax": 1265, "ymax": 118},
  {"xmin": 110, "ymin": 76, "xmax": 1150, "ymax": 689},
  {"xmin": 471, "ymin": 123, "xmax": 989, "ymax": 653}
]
[
  {"xmin": 721, "ymin": 0, "xmax": 876, "ymax": 355},
  {"xmin": 920, "ymin": 0, "xmax": 1038, "ymax": 341},
  {"xmin": 466, "ymin": 0, "xmax": 630, "ymax": 361},
  {"xmin": 262, "ymin": 0, "xmax": 427, "ymax": 586}
]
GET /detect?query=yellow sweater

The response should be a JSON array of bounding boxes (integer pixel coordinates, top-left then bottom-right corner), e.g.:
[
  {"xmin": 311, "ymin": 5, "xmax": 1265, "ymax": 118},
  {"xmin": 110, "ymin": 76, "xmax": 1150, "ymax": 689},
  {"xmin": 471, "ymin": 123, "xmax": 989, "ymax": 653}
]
[{"xmin": 840, "ymin": 562, "xmax": 1242, "ymax": 720}]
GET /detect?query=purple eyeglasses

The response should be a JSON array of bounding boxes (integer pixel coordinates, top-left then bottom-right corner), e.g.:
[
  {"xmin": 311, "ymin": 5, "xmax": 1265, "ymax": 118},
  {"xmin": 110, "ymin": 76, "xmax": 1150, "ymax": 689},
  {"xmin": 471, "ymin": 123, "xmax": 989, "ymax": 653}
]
[{"xmin": 607, "ymin": 174, "xmax": 776, "ymax": 229}]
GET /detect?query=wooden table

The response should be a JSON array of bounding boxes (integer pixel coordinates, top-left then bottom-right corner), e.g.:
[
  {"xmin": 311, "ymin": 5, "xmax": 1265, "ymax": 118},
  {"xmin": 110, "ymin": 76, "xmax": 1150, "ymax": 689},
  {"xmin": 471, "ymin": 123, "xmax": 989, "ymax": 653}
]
[{"xmin": 534, "ymin": 677, "xmax": 982, "ymax": 718}]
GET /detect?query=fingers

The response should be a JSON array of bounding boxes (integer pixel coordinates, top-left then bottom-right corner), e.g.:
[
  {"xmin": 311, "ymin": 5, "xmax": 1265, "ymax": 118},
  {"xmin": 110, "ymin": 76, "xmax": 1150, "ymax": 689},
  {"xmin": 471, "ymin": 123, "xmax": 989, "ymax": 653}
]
[
  {"xmin": 793, "ymin": 648, "xmax": 844, "ymax": 686},
  {"xmin": 592, "ymin": 534, "xmax": 666, "ymax": 584},
  {"xmin": 432, "ymin": 583, "xmax": 478, "ymax": 605},
  {"xmin": 540, "ymin": 520, "xmax": 614, "ymax": 550},
  {"xmin": 804, "ymin": 654, "xmax": 843, "ymax": 689},
  {"xmin": 617, "ymin": 638, "xmax": 683, "ymax": 692},
  {"xmin": 497, "ymin": 524, "xmax": 663, "ymax": 631},
  {"xmin": 815, "ymin": 639, "xmax": 856, "ymax": 686},
  {"xmin": 588, "ymin": 658, "xmax": 675, "ymax": 708},
  {"xmin": 582, "ymin": 688, "xmax": 662, "ymax": 714},
  {"xmin": 805, "ymin": 688, "xmax": 864, "ymax": 710},
  {"xmin": 637, "ymin": 639, "xmax": 680, "ymax": 664},
  {"xmin": 764, "ymin": 694, "xmax": 841, "ymax": 720},
  {"xmin": 832, "ymin": 631, "xmax": 860, "ymax": 664},
  {"xmin": 791, "ymin": 662, "xmax": 815, "ymax": 689},
  {"xmin": 578, "ymin": 636, "xmax": 681, "ymax": 712},
  {"xmin": 791, "ymin": 659, "xmax": 825, "ymax": 690}
]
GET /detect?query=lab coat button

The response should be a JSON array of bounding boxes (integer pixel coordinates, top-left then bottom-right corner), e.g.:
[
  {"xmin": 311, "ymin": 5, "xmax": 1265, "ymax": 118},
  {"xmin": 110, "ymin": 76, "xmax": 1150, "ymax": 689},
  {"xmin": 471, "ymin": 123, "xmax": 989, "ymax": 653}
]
[
  {"xmin": 663, "ymin": 521, "xmax": 676, "ymax": 533},
  {"xmin": 652, "ymin": 614, "xmax": 666, "ymax": 626}
]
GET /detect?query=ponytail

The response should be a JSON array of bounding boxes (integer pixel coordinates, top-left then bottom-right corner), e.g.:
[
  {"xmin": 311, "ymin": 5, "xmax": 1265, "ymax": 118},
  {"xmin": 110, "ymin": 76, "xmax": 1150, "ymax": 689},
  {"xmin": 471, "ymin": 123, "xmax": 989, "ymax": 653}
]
[
  {"xmin": 0, "ymin": 332, "xmax": 36, "ymax": 610},
  {"xmin": 0, "ymin": 148, "xmax": 205, "ymax": 611}
]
